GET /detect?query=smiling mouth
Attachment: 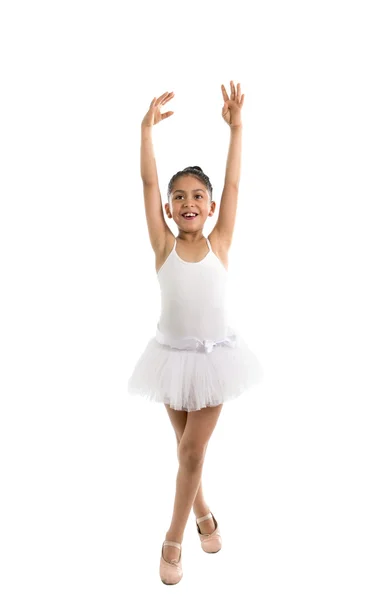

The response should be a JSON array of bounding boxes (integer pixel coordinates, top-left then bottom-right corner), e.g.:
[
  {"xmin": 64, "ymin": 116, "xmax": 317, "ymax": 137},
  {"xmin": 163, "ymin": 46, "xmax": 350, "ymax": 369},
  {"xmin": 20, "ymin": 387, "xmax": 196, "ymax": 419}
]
[{"xmin": 182, "ymin": 213, "xmax": 198, "ymax": 219}]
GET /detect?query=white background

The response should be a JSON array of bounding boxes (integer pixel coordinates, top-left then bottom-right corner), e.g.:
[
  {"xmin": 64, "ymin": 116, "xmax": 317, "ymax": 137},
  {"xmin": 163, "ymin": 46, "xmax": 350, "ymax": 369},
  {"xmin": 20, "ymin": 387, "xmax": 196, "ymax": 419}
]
[{"xmin": 1, "ymin": 0, "xmax": 388, "ymax": 597}]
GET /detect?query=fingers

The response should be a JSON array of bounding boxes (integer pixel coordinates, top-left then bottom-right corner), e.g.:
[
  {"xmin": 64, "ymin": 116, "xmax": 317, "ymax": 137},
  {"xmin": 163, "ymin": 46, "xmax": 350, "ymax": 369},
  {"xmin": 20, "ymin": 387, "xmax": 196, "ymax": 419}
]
[
  {"xmin": 230, "ymin": 80, "xmax": 236, "ymax": 100},
  {"xmin": 155, "ymin": 91, "xmax": 174, "ymax": 106},
  {"xmin": 161, "ymin": 91, "xmax": 175, "ymax": 105},
  {"xmin": 155, "ymin": 91, "xmax": 168, "ymax": 104},
  {"xmin": 222, "ymin": 81, "xmax": 243, "ymax": 104},
  {"xmin": 221, "ymin": 84, "xmax": 229, "ymax": 102}
]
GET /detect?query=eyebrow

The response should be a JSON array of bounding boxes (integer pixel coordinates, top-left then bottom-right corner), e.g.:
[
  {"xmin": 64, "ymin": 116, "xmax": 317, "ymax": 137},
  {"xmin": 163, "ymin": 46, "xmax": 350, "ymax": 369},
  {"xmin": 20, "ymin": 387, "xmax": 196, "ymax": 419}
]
[{"xmin": 173, "ymin": 188, "xmax": 205, "ymax": 194}]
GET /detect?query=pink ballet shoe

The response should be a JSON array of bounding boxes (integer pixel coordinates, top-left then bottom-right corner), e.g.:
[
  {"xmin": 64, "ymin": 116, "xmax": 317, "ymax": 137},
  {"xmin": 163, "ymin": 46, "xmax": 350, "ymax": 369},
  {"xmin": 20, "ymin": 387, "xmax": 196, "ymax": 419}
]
[
  {"xmin": 196, "ymin": 511, "xmax": 222, "ymax": 553},
  {"xmin": 159, "ymin": 540, "xmax": 183, "ymax": 585}
]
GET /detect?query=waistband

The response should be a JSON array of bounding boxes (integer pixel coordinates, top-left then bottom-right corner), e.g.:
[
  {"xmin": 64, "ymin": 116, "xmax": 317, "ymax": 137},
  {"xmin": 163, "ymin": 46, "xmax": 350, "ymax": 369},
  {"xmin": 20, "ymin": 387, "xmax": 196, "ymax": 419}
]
[{"xmin": 155, "ymin": 327, "xmax": 238, "ymax": 353}]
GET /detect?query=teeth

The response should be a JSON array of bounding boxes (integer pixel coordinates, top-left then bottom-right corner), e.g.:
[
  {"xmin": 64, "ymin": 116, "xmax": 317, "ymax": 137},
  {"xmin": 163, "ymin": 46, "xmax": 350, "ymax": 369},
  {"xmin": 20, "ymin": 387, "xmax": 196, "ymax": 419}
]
[{"xmin": 183, "ymin": 213, "xmax": 197, "ymax": 217}]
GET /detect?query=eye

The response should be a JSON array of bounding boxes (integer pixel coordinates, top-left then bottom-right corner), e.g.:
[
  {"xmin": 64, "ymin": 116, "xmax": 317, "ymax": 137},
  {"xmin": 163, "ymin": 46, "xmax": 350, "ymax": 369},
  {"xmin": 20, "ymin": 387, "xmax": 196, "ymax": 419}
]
[{"xmin": 174, "ymin": 194, "xmax": 202, "ymax": 200}]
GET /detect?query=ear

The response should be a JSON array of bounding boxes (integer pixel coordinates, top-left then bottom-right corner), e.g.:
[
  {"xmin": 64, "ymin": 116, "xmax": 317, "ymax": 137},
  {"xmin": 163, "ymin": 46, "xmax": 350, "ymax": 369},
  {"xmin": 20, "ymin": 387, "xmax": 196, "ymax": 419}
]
[
  {"xmin": 208, "ymin": 201, "xmax": 216, "ymax": 217},
  {"xmin": 164, "ymin": 202, "xmax": 172, "ymax": 218}
]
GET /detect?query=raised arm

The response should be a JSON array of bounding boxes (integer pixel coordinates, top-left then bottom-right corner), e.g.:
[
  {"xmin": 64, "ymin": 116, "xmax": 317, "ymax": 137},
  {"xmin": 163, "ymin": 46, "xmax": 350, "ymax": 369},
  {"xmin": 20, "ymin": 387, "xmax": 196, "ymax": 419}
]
[
  {"xmin": 141, "ymin": 124, "xmax": 159, "ymax": 185},
  {"xmin": 224, "ymin": 124, "xmax": 242, "ymax": 186},
  {"xmin": 140, "ymin": 92, "xmax": 174, "ymax": 252},
  {"xmin": 213, "ymin": 81, "xmax": 245, "ymax": 246}
]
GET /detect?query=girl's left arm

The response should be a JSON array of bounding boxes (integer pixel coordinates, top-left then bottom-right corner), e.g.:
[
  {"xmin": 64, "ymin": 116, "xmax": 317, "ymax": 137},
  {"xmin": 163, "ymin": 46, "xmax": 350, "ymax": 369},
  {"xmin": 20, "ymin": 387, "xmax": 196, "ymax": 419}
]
[
  {"xmin": 215, "ymin": 81, "xmax": 244, "ymax": 246},
  {"xmin": 216, "ymin": 126, "xmax": 242, "ymax": 245},
  {"xmin": 224, "ymin": 124, "xmax": 242, "ymax": 186}
]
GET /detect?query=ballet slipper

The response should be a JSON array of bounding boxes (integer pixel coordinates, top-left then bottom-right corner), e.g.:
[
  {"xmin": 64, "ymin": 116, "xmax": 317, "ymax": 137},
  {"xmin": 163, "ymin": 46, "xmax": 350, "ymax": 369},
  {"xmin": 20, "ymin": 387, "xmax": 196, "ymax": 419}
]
[
  {"xmin": 196, "ymin": 511, "xmax": 222, "ymax": 553},
  {"xmin": 159, "ymin": 540, "xmax": 183, "ymax": 585}
]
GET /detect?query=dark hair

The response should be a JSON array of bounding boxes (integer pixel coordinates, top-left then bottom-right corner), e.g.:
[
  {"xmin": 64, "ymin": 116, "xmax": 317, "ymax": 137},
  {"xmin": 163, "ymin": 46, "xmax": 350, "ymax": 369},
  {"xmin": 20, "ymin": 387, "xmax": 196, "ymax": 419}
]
[{"xmin": 167, "ymin": 166, "xmax": 213, "ymax": 202}]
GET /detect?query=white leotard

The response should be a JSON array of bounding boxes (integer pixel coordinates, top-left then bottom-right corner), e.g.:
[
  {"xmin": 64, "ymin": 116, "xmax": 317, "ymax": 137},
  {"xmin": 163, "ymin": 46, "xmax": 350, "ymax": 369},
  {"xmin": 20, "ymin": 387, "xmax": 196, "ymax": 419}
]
[{"xmin": 155, "ymin": 236, "xmax": 237, "ymax": 353}]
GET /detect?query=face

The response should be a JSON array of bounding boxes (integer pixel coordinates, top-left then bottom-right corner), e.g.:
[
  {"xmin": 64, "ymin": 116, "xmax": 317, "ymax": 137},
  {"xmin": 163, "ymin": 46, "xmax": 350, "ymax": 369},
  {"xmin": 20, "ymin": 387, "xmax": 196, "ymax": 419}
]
[{"xmin": 165, "ymin": 175, "xmax": 216, "ymax": 229}]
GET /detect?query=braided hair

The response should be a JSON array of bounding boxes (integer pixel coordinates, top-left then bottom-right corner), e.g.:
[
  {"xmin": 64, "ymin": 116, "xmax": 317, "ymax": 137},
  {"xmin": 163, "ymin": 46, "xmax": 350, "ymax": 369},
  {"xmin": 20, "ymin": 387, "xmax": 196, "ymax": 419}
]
[{"xmin": 167, "ymin": 166, "xmax": 213, "ymax": 203}]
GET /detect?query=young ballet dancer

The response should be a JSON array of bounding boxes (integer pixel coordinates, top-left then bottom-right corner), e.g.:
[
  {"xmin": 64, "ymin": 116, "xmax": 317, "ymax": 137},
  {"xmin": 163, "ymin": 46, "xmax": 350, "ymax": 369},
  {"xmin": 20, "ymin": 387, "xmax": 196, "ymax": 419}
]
[{"xmin": 128, "ymin": 81, "xmax": 263, "ymax": 584}]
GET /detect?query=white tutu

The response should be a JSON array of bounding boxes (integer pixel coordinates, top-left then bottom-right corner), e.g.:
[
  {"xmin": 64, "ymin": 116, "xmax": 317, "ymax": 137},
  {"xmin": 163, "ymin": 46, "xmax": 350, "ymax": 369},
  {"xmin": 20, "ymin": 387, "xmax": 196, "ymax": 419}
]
[{"xmin": 128, "ymin": 329, "xmax": 263, "ymax": 412}]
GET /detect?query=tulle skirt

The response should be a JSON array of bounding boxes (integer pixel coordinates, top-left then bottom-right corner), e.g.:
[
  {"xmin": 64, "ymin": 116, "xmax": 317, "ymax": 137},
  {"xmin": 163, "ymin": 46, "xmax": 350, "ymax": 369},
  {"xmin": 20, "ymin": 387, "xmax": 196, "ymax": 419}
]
[{"xmin": 127, "ymin": 329, "xmax": 264, "ymax": 412}]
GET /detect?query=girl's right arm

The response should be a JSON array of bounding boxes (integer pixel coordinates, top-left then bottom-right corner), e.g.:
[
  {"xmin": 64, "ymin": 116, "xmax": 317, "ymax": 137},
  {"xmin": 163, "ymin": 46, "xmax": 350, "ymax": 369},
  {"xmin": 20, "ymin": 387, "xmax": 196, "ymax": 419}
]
[{"xmin": 141, "ymin": 92, "xmax": 174, "ymax": 253}]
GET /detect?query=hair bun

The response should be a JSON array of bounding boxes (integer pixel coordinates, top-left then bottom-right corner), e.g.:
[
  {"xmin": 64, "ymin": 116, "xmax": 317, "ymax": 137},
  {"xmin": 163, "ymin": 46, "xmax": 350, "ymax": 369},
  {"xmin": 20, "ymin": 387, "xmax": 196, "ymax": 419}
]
[{"xmin": 185, "ymin": 165, "xmax": 202, "ymax": 172}]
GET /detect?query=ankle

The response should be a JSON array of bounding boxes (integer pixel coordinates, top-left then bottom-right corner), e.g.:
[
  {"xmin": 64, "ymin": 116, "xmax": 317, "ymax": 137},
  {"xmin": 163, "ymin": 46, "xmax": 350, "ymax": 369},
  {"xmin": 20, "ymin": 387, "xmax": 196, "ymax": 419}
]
[
  {"xmin": 165, "ymin": 532, "xmax": 183, "ymax": 545},
  {"xmin": 193, "ymin": 506, "xmax": 210, "ymax": 519}
]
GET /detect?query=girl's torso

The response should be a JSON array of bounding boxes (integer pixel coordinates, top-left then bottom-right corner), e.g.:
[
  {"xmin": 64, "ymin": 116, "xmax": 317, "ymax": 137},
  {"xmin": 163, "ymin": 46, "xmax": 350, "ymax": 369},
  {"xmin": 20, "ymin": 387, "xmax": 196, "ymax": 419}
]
[
  {"xmin": 155, "ymin": 230, "xmax": 229, "ymax": 275},
  {"xmin": 155, "ymin": 231, "xmax": 234, "ymax": 346}
]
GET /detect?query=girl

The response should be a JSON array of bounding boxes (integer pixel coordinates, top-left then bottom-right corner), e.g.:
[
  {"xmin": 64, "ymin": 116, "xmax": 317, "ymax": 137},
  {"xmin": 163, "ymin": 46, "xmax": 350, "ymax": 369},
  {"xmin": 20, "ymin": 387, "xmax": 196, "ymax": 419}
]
[{"xmin": 128, "ymin": 81, "xmax": 263, "ymax": 584}]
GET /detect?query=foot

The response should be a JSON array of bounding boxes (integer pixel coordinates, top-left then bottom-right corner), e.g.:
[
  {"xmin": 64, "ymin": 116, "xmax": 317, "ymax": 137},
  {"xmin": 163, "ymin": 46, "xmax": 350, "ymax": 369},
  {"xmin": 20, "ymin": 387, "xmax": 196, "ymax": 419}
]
[
  {"xmin": 160, "ymin": 540, "xmax": 183, "ymax": 585},
  {"xmin": 162, "ymin": 539, "xmax": 181, "ymax": 563},
  {"xmin": 196, "ymin": 512, "xmax": 222, "ymax": 553},
  {"xmin": 196, "ymin": 513, "xmax": 217, "ymax": 535}
]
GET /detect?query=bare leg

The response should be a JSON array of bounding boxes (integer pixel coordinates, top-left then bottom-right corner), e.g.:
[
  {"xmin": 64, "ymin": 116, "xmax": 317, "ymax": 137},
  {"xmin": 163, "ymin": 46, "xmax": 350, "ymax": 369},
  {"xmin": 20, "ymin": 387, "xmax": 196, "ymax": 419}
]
[
  {"xmin": 164, "ymin": 405, "xmax": 212, "ymax": 520},
  {"xmin": 163, "ymin": 403, "xmax": 223, "ymax": 561}
]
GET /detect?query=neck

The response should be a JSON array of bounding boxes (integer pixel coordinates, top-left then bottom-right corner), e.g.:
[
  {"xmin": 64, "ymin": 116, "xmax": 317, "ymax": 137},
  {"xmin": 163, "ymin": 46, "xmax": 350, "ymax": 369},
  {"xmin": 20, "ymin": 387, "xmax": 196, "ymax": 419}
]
[{"xmin": 176, "ymin": 232, "xmax": 206, "ymax": 244}]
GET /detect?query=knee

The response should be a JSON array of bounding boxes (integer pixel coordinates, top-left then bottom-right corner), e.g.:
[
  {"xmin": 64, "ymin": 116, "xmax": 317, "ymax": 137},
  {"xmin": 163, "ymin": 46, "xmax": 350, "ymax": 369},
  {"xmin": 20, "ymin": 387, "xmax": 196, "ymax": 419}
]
[{"xmin": 178, "ymin": 441, "xmax": 205, "ymax": 471}]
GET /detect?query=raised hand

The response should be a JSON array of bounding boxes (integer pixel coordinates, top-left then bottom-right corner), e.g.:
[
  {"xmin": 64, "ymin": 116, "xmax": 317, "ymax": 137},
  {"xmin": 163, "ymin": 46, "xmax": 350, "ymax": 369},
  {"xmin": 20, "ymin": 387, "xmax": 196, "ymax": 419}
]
[
  {"xmin": 221, "ymin": 81, "xmax": 244, "ymax": 128},
  {"xmin": 142, "ymin": 91, "xmax": 175, "ymax": 128}
]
